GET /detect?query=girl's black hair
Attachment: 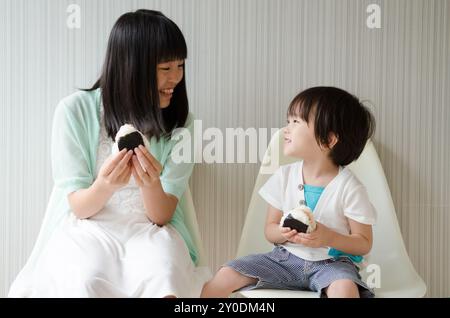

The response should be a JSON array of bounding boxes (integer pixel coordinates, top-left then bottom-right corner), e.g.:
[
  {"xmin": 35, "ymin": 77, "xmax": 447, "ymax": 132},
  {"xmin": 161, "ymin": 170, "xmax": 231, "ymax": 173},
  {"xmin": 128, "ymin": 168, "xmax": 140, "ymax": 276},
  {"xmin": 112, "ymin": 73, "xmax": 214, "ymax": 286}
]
[
  {"xmin": 288, "ymin": 86, "xmax": 376, "ymax": 166},
  {"xmin": 84, "ymin": 9, "xmax": 188, "ymax": 141}
]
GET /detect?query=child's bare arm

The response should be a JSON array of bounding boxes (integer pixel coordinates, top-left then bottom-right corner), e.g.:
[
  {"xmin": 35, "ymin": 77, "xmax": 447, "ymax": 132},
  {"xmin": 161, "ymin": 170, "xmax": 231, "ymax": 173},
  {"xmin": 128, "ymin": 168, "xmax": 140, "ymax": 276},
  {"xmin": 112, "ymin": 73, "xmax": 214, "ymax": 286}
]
[
  {"xmin": 139, "ymin": 182, "xmax": 178, "ymax": 226},
  {"xmin": 295, "ymin": 219, "xmax": 373, "ymax": 255},
  {"xmin": 130, "ymin": 146, "xmax": 178, "ymax": 226},
  {"xmin": 328, "ymin": 219, "xmax": 373, "ymax": 255},
  {"xmin": 68, "ymin": 179, "xmax": 115, "ymax": 219},
  {"xmin": 68, "ymin": 149, "xmax": 133, "ymax": 219}
]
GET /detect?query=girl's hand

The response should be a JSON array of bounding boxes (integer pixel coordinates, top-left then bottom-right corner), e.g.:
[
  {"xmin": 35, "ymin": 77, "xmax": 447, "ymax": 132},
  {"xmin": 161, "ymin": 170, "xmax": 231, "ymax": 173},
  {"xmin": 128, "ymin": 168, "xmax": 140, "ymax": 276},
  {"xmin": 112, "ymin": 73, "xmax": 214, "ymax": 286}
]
[
  {"xmin": 131, "ymin": 145, "xmax": 163, "ymax": 188},
  {"xmin": 292, "ymin": 222, "xmax": 334, "ymax": 248},
  {"xmin": 280, "ymin": 227, "xmax": 299, "ymax": 243},
  {"xmin": 96, "ymin": 149, "xmax": 133, "ymax": 193}
]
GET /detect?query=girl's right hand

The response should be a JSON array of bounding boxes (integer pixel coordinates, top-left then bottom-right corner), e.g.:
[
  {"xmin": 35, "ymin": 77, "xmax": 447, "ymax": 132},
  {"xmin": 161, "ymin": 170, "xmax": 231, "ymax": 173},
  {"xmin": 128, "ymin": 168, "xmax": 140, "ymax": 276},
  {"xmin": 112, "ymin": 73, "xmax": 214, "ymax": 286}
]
[
  {"xmin": 95, "ymin": 149, "xmax": 133, "ymax": 193},
  {"xmin": 280, "ymin": 227, "xmax": 298, "ymax": 243}
]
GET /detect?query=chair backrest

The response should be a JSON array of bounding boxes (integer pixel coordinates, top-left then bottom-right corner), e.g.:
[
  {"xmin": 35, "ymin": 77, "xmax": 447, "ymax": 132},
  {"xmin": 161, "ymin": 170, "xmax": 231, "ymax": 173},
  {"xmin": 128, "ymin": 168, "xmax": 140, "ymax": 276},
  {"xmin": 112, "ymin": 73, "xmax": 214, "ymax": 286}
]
[
  {"xmin": 181, "ymin": 187, "xmax": 208, "ymax": 267},
  {"xmin": 236, "ymin": 129, "xmax": 426, "ymax": 296}
]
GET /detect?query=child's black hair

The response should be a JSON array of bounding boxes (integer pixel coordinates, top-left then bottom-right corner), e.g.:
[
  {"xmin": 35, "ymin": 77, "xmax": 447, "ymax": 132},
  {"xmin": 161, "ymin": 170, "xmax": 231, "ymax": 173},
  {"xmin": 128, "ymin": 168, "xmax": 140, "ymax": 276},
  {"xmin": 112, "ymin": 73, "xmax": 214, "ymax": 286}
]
[{"xmin": 288, "ymin": 86, "xmax": 376, "ymax": 166}]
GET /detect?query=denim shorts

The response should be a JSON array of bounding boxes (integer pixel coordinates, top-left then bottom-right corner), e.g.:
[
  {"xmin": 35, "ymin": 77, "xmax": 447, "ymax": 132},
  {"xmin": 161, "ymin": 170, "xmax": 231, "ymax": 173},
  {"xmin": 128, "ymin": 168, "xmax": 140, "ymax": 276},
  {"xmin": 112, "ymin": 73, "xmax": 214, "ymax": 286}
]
[{"xmin": 225, "ymin": 245, "xmax": 374, "ymax": 298}]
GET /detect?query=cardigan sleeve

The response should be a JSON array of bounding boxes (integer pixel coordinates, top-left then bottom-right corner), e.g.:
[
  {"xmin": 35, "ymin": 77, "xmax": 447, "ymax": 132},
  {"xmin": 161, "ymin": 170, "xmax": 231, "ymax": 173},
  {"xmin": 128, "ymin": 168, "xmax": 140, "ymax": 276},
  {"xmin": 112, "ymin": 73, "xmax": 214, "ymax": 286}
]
[
  {"xmin": 159, "ymin": 113, "xmax": 195, "ymax": 200},
  {"xmin": 51, "ymin": 100, "xmax": 94, "ymax": 198},
  {"xmin": 258, "ymin": 167, "xmax": 285, "ymax": 211}
]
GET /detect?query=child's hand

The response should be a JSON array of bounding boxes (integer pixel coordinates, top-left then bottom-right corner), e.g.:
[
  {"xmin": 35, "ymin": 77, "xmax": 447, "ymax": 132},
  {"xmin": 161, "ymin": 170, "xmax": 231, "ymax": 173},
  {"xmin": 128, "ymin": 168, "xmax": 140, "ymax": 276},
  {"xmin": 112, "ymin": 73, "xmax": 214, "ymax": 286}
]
[
  {"xmin": 96, "ymin": 149, "xmax": 133, "ymax": 193},
  {"xmin": 280, "ymin": 227, "xmax": 299, "ymax": 243},
  {"xmin": 293, "ymin": 222, "xmax": 334, "ymax": 248},
  {"xmin": 131, "ymin": 145, "xmax": 163, "ymax": 188}
]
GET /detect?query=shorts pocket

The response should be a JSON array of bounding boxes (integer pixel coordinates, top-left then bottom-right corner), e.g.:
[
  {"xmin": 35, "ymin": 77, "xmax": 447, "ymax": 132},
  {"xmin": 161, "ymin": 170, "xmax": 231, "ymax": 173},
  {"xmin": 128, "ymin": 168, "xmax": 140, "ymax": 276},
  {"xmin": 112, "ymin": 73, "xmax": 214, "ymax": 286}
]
[
  {"xmin": 269, "ymin": 246, "xmax": 290, "ymax": 262},
  {"xmin": 337, "ymin": 257, "xmax": 362, "ymax": 274}
]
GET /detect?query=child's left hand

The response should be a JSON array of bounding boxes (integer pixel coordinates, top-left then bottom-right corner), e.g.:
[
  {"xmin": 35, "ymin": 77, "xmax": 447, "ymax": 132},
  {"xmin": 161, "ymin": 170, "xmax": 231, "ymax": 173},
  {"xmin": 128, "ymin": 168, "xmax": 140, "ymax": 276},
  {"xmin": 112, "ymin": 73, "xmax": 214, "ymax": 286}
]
[
  {"xmin": 292, "ymin": 222, "xmax": 334, "ymax": 248},
  {"xmin": 131, "ymin": 145, "xmax": 163, "ymax": 188}
]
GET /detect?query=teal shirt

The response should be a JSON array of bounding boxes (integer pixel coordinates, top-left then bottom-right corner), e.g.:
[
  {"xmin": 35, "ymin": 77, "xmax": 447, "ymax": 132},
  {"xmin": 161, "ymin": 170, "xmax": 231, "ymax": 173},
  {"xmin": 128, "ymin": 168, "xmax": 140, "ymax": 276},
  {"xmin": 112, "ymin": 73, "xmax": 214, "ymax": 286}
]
[
  {"xmin": 50, "ymin": 88, "xmax": 199, "ymax": 264},
  {"xmin": 304, "ymin": 184, "xmax": 363, "ymax": 263},
  {"xmin": 303, "ymin": 184, "xmax": 324, "ymax": 212}
]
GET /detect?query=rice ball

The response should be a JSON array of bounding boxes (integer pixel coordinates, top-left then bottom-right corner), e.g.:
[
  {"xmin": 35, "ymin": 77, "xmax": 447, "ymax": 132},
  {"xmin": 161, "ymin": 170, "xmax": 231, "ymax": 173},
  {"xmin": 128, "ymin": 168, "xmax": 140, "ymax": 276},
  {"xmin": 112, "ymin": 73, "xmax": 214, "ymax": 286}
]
[
  {"xmin": 280, "ymin": 205, "xmax": 316, "ymax": 233},
  {"xmin": 111, "ymin": 124, "xmax": 151, "ymax": 172}
]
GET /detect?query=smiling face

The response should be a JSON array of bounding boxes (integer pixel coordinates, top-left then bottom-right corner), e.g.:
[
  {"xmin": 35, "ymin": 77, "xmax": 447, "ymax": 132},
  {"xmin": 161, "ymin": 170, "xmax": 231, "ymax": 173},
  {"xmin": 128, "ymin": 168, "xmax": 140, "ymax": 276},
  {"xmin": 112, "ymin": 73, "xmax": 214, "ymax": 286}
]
[
  {"xmin": 157, "ymin": 59, "xmax": 185, "ymax": 108},
  {"xmin": 284, "ymin": 101, "xmax": 339, "ymax": 162},
  {"xmin": 283, "ymin": 113, "xmax": 321, "ymax": 159}
]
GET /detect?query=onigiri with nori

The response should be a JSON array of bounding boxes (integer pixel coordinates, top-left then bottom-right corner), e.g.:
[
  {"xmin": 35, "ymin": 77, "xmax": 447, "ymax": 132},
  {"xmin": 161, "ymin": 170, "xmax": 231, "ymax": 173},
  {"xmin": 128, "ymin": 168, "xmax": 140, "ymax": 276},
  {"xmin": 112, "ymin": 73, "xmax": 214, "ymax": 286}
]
[
  {"xmin": 111, "ymin": 124, "xmax": 151, "ymax": 172},
  {"xmin": 281, "ymin": 205, "xmax": 316, "ymax": 234}
]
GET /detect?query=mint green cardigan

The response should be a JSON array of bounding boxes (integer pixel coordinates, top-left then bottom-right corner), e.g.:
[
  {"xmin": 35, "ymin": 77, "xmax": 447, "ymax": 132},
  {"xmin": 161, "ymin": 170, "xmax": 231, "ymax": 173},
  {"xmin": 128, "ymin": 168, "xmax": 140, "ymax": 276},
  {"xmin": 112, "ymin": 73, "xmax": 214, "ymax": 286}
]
[{"xmin": 42, "ymin": 88, "xmax": 198, "ymax": 264}]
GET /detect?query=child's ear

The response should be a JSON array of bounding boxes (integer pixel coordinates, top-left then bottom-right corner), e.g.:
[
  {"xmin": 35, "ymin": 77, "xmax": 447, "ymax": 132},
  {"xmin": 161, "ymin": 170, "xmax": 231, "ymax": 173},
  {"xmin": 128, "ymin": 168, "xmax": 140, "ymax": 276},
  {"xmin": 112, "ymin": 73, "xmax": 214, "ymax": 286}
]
[{"xmin": 328, "ymin": 133, "xmax": 339, "ymax": 149}]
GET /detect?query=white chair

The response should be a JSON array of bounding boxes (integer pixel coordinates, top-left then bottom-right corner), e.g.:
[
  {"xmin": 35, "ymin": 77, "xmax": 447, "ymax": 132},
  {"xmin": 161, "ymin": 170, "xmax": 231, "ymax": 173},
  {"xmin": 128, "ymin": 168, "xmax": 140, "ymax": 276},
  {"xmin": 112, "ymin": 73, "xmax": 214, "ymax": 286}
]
[
  {"xmin": 234, "ymin": 129, "xmax": 426, "ymax": 298},
  {"xmin": 182, "ymin": 187, "xmax": 209, "ymax": 267}
]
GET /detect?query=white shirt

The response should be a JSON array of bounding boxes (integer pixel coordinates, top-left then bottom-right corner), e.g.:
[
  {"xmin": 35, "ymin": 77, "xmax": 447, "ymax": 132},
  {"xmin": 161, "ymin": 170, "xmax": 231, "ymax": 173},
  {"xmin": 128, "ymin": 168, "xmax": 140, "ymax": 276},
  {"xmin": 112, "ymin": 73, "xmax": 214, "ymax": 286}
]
[{"xmin": 259, "ymin": 161, "xmax": 377, "ymax": 261}]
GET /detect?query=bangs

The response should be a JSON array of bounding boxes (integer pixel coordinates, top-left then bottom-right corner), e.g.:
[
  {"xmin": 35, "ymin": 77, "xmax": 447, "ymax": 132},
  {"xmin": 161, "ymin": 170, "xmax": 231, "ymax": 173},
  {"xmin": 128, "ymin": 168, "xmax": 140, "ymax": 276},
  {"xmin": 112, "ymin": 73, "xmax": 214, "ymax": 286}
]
[
  {"xmin": 154, "ymin": 17, "xmax": 187, "ymax": 63},
  {"xmin": 287, "ymin": 92, "xmax": 317, "ymax": 123}
]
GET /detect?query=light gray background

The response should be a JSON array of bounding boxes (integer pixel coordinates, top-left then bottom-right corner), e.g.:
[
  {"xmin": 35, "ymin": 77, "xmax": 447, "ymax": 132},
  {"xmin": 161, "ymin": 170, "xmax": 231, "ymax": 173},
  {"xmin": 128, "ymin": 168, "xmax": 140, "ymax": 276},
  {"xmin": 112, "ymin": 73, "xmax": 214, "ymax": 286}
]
[{"xmin": 1, "ymin": 0, "xmax": 449, "ymax": 297}]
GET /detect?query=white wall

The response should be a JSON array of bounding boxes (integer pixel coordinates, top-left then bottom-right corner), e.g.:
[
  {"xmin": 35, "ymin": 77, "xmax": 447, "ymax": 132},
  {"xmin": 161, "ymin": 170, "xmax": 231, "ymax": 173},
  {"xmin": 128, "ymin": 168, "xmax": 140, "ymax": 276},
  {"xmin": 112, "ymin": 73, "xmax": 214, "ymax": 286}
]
[{"xmin": 1, "ymin": 0, "xmax": 449, "ymax": 297}]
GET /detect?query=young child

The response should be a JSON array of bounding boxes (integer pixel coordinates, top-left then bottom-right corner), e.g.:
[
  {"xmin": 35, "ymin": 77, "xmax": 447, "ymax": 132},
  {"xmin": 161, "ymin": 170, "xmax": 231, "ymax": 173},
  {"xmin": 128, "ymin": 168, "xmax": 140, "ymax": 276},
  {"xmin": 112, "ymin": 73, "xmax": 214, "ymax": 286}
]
[{"xmin": 202, "ymin": 86, "xmax": 377, "ymax": 298}]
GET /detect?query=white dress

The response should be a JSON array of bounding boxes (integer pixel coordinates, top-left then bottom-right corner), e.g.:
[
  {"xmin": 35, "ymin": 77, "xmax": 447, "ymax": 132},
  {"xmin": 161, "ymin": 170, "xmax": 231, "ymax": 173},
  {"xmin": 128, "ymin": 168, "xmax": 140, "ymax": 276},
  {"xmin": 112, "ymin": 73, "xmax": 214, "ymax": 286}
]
[{"xmin": 11, "ymin": 107, "xmax": 210, "ymax": 297}]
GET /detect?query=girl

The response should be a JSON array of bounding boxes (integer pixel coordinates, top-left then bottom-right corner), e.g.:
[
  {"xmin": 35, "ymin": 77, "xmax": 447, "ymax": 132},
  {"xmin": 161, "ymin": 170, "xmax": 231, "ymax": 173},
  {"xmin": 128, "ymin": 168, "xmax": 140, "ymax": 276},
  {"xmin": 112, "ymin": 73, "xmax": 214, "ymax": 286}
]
[
  {"xmin": 201, "ymin": 87, "xmax": 377, "ymax": 298},
  {"xmin": 9, "ymin": 9, "xmax": 210, "ymax": 298}
]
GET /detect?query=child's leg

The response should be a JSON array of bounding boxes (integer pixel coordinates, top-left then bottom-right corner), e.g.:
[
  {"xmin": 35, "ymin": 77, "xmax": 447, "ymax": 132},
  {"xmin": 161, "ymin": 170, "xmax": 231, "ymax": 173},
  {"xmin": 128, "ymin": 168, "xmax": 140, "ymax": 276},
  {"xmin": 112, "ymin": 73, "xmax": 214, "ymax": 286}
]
[
  {"xmin": 324, "ymin": 279, "xmax": 360, "ymax": 298},
  {"xmin": 201, "ymin": 266, "xmax": 257, "ymax": 298},
  {"xmin": 310, "ymin": 257, "xmax": 374, "ymax": 298}
]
